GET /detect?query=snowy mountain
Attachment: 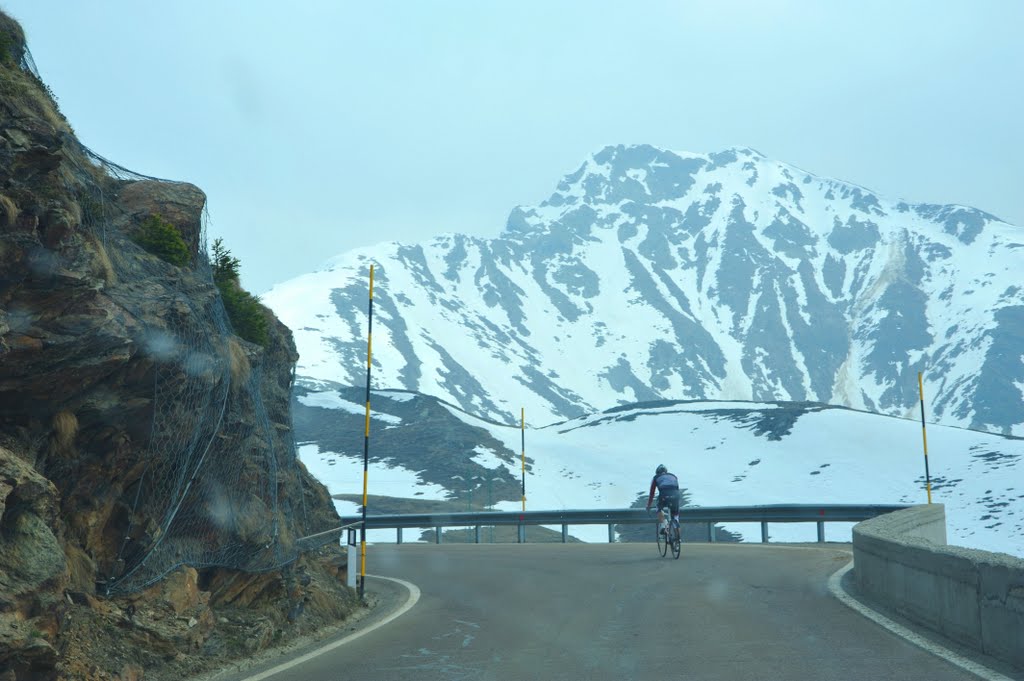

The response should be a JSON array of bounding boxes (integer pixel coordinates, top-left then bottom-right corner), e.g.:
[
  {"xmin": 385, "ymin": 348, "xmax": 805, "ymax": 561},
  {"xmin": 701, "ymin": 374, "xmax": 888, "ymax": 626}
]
[
  {"xmin": 265, "ymin": 144, "xmax": 1024, "ymax": 434},
  {"xmin": 296, "ymin": 389, "xmax": 1024, "ymax": 558}
]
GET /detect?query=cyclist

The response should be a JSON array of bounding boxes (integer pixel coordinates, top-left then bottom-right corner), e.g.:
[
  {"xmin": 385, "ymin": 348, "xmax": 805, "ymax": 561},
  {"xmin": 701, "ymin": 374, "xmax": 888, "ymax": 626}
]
[{"xmin": 645, "ymin": 464, "xmax": 680, "ymax": 534}]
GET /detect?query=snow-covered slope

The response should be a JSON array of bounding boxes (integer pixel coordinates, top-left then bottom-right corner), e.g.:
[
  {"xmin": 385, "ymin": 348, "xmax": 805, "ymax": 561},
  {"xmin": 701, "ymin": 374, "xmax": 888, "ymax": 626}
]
[
  {"xmin": 297, "ymin": 390, "xmax": 1024, "ymax": 557},
  {"xmin": 266, "ymin": 145, "xmax": 1024, "ymax": 435}
]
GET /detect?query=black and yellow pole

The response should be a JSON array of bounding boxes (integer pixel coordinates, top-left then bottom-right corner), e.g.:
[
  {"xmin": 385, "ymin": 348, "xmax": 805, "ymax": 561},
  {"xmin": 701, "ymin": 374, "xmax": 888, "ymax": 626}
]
[
  {"xmin": 917, "ymin": 371, "xmax": 933, "ymax": 504},
  {"xmin": 520, "ymin": 408, "xmax": 526, "ymax": 512},
  {"xmin": 359, "ymin": 264, "xmax": 375, "ymax": 599}
]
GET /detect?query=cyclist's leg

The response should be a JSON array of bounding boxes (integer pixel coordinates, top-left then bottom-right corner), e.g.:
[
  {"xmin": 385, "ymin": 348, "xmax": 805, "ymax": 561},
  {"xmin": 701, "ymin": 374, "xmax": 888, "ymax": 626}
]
[
  {"xmin": 656, "ymin": 496, "xmax": 669, "ymax": 531},
  {"xmin": 669, "ymin": 495, "xmax": 682, "ymax": 557}
]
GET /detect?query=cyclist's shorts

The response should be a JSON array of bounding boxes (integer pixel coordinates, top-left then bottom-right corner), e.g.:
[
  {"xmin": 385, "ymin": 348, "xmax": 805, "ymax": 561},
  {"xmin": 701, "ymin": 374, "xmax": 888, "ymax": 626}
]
[{"xmin": 657, "ymin": 493, "xmax": 680, "ymax": 517}]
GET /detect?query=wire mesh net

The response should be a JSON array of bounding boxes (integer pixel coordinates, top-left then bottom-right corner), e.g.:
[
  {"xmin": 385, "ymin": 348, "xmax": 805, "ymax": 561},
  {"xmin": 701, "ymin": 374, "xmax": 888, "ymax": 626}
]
[{"xmin": 17, "ymin": 47, "xmax": 341, "ymax": 595}]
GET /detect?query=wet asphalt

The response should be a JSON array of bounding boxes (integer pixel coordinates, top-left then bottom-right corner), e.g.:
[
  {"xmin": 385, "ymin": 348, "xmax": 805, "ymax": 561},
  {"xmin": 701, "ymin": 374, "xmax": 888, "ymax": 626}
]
[{"xmin": 217, "ymin": 543, "xmax": 988, "ymax": 681}]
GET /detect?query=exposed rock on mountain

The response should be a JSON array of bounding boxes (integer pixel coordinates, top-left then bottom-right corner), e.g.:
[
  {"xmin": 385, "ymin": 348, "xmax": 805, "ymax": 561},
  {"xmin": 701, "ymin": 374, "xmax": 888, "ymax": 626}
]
[
  {"xmin": 267, "ymin": 144, "xmax": 1024, "ymax": 435},
  {"xmin": 1, "ymin": 13, "xmax": 355, "ymax": 680}
]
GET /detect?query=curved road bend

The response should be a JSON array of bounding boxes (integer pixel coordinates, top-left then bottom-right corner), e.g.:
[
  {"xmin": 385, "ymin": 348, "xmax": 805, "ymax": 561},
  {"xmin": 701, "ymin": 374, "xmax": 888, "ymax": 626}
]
[{"xmin": 227, "ymin": 544, "xmax": 987, "ymax": 681}]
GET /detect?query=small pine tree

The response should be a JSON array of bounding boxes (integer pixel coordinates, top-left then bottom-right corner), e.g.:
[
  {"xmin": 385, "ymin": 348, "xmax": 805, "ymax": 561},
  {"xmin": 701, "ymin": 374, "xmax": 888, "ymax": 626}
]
[
  {"xmin": 132, "ymin": 214, "xmax": 190, "ymax": 266},
  {"xmin": 211, "ymin": 238, "xmax": 240, "ymax": 284},
  {"xmin": 210, "ymin": 238, "xmax": 268, "ymax": 346}
]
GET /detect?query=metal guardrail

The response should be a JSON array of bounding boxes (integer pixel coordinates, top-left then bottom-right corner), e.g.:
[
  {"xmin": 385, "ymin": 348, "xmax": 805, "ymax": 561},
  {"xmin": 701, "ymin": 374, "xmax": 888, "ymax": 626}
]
[
  {"xmin": 295, "ymin": 520, "xmax": 364, "ymax": 550},
  {"xmin": 338, "ymin": 504, "xmax": 910, "ymax": 544}
]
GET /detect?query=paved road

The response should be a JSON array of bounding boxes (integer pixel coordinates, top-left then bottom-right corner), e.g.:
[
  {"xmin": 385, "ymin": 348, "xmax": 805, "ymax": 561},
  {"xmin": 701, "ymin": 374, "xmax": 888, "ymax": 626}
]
[{"xmin": 226, "ymin": 543, "xmax": 986, "ymax": 681}]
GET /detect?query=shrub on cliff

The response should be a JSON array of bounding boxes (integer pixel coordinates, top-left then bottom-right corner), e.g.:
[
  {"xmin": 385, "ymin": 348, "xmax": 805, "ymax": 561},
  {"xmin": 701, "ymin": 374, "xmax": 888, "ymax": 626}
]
[
  {"xmin": 1, "ymin": 12, "xmax": 69, "ymax": 134},
  {"xmin": 212, "ymin": 238, "xmax": 268, "ymax": 347},
  {"xmin": 132, "ymin": 214, "xmax": 190, "ymax": 266},
  {"xmin": 0, "ymin": 13, "xmax": 25, "ymax": 67}
]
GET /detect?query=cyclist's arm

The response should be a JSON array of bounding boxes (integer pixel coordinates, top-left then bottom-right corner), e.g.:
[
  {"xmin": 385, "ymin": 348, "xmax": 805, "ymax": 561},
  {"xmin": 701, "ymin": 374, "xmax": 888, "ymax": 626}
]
[{"xmin": 646, "ymin": 478, "xmax": 657, "ymax": 508}]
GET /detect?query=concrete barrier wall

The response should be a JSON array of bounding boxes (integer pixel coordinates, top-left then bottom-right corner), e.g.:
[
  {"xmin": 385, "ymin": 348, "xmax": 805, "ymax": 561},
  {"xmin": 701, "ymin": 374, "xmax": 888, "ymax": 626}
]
[{"xmin": 853, "ymin": 504, "xmax": 1024, "ymax": 671}]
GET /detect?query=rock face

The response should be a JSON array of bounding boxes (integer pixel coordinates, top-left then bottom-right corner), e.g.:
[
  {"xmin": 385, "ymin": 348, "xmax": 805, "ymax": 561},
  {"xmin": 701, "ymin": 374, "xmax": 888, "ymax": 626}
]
[{"xmin": 0, "ymin": 13, "xmax": 356, "ymax": 680}]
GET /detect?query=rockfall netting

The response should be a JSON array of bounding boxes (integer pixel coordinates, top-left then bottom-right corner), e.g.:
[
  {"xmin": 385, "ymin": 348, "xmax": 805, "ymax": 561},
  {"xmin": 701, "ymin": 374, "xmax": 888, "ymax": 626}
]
[{"xmin": 18, "ymin": 49, "xmax": 340, "ymax": 596}]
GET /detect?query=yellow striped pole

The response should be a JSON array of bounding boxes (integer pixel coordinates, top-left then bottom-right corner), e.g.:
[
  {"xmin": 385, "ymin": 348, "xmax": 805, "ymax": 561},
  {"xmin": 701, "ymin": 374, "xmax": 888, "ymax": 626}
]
[
  {"xmin": 359, "ymin": 264, "xmax": 375, "ymax": 599},
  {"xmin": 917, "ymin": 372, "xmax": 932, "ymax": 504},
  {"xmin": 520, "ymin": 408, "xmax": 526, "ymax": 512}
]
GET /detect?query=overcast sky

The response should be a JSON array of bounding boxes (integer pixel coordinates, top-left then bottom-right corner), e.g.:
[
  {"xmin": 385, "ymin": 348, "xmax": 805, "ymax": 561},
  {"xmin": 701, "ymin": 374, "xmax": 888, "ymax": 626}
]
[{"xmin": 4, "ymin": 1, "xmax": 1022, "ymax": 293}]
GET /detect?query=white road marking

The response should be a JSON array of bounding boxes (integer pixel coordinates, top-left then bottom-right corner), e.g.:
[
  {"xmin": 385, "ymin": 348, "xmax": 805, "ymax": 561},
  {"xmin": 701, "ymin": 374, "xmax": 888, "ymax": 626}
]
[
  {"xmin": 237, "ymin": 546, "xmax": 1015, "ymax": 681},
  {"xmin": 710, "ymin": 544, "xmax": 1016, "ymax": 680},
  {"xmin": 240, "ymin": 575, "xmax": 421, "ymax": 681},
  {"xmin": 827, "ymin": 561, "xmax": 1016, "ymax": 681}
]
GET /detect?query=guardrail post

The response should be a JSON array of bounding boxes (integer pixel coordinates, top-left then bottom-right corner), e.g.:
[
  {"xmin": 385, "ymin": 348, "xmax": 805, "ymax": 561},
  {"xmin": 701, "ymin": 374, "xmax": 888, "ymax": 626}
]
[
  {"xmin": 518, "ymin": 525, "xmax": 525, "ymax": 543},
  {"xmin": 607, "ymin": 524, "xmax": 615, "ymax": 543},
  {"xmin": 706, "ymin": 522, "xmax": 712, "ymax": 542},
  {"xmin": 761, "ymin": 521, "xmax": 769, "ymax": 543},
  {"xmin": 436, "ymin": 527, "xmax": 442, "ymax": 544},
  {"xmin": 474, "ymin": 525, "xmax": 481, "ymax": 544},
  {"xmin": 816, "ymin": 521, "xmax": 825, "ymax": 543},
  {"xmin": 561, "ymin": 524, "xmax": 568, "ymax": 543},
  {"xmin": 397, "ymin": 527, "xmax": 403, "ymax": 544}
]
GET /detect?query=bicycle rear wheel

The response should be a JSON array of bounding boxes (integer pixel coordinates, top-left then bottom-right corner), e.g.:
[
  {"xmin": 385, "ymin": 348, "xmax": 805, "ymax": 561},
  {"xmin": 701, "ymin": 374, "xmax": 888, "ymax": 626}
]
[
  {"xmin": 656, "ymin": 522, "xmax": 667, "ymax": 556},
  {"xmin": 671, "ymin": 523, "xmax": 681, "ymax": 559}
]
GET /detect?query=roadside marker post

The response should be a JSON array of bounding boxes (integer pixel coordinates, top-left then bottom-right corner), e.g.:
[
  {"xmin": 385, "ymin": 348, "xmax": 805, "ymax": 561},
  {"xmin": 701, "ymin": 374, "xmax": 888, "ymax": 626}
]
[
  {"xmin": 360, "ymin": 265, "xmax": 375, "ymax": 599},
  {"xmin": 917, "ymin": 372, "xmax": 933, "ymax": 504},
  {"xmin": 346, "ymin": 529, "xmax": 357, "ymax": 589},
  {"xmin": 520, "ymin": 408, "xmax": 526, "ymax": 512}
]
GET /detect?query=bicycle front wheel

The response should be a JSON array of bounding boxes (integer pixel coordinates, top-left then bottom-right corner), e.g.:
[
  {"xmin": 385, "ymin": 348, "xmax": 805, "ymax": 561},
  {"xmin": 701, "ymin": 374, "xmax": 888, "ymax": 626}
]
[{"xmin": 656, "ymin": 523, "xmax": 667, "ymax": 556}]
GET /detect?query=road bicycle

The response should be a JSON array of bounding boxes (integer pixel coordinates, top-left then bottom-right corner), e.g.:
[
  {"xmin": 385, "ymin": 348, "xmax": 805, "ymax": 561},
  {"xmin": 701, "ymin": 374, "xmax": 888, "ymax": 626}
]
[{"xmin": 651, "ymin": 507, "xmax": 681, "ymax": 559}]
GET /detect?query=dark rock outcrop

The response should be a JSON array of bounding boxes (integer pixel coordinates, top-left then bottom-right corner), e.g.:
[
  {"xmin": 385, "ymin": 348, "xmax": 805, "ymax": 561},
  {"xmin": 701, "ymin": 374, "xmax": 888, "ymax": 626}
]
[{"xmin": 1, "ymin": 12, "xmax": 357, "ymax": 680}]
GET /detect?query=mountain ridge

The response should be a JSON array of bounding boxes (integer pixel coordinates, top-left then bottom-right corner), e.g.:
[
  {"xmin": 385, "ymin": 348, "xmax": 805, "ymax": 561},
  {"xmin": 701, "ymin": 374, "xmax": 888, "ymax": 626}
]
[{"xmin": 266, "ymin": 144, "xmax": 1024, "ymax": 434}]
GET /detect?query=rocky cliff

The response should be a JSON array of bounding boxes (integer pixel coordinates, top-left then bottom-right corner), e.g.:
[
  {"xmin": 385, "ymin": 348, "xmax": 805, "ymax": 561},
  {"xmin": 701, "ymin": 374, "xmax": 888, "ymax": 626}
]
[{"xmin": 1, "ymin": 13, "xmax": 356, "ymax": 680}]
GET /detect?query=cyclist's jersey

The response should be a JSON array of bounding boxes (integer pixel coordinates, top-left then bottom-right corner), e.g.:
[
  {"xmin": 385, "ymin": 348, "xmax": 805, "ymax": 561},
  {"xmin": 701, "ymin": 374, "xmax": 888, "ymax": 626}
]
[{"xmin": 647, "ymin": 472, "xmax": 679, "ymax": 508}]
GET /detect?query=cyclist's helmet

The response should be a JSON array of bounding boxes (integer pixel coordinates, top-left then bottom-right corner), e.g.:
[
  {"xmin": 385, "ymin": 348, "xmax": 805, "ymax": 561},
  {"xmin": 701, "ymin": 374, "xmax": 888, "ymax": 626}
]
[{"xmin": 655, "ymin": 464, "xmax": 667, "ymax": 475}]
